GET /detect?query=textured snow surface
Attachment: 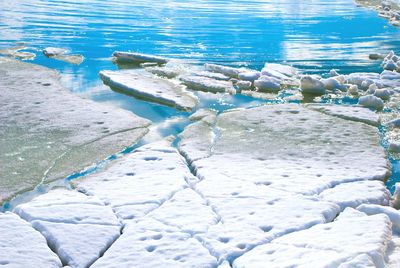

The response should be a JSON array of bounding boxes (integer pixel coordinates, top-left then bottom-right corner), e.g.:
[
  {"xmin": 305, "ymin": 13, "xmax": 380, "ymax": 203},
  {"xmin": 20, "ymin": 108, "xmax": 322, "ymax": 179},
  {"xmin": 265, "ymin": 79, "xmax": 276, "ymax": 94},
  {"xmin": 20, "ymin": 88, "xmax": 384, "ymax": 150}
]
[
  {"xmin": 177, "ymin": 103, "xmax": 392, "ymax": 263},
  {"xmin": 234, "ymin": 208, "xmax": 392, "ymax": 268},
  {"xmin": 0, "ymin": 212, "xmax": 62, "ymax": 267},
  {"xmin": 100, "ymin": 69, "xmax": 198, "ymax": 111},
  {"xmin": 14, "ymin": 189, "xmax": 121, "ymax": 268},
  {"xmin": 0, "ymin": 58, "xmax": 150, "ymax": 202},
  {"xmin": 306, "ymin": 103, "xmax": 381, "ymax": 126},
  {"xmin": 74, "ymin": 139, "xmax": 196, "ymax": 220}
]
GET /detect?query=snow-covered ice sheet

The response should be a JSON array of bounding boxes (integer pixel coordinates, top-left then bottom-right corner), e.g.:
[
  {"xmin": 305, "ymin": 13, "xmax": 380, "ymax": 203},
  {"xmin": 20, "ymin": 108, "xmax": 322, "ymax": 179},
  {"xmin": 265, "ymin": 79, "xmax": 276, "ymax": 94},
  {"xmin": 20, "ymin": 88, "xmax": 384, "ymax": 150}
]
[
  {"xmin": 100, "ymin": 69, "xmax": 198, "ymax": 111},
  {"xmin": 0, "ymin": 58, "xmax": 150, "ymax": 203}
]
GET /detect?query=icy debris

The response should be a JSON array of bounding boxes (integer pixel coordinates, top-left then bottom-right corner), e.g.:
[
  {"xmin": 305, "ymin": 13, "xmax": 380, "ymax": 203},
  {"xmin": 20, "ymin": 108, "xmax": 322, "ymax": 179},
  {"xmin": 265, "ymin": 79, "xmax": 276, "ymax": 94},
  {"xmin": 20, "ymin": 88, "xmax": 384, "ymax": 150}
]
[
  {"xmin": 192, "ymin": 71, "xmax": 231, "ymax": 81},
  {"xmin": 389, "ymin": 142, "xmax": 400, "ymax": 153},
  {"xmin": 100, "ymin": 69, "xmax": 198, "ymax": 111},
  {"xmin": 14, "ymin": 188, "xmax": 121, "ymax": 268},
  {"xmin": 204, "ymin": 63, "xmax": 244, "ymax": 78},
  {"xmin": 264, "ymin": 63, "xmax": 298, "ymax": 77},
  {"xmin": 180, "ymin": 75, "xmax": 236, "ymax": 94},
  {"xmin": 321, "ymin": 77, "xmax": 346, "ymax": 91},
  {"xmin": 90, "ymin": 218, "xmax": 218, "ymax": 268},
  {"xmin": 370, "ymin": 53, "xmax": 386, "ymax": 60},
  {"xmin": 329, "ymin": 69, "xmax": 340, "ymax": 77},
  {"xmin": 348, "ymin": 84, "xmax": 359, "ymax": 95},
  {"xmin": 74, "ymin": 139, "xmax": 195, "ymax": 220},
  {"xmin": 300, "ymin": 75, "xmax": 326, "ymax": 95},
  {"xmin": 0, "ymin": 45, "xmax": 36, "ymax": 60},
  {"xmin": 189, "ymin": 108, "xmax": 217, "ymax": 122},
  {"xmin": 43, "ymin": 47, "xmax": 68, "ymax": 57},
  {"xmin": 254, "ymin": 76, "xmax": 281, "ymax": 92},
  {"xmin": 113, "ymin": 51, "xmax": 168, "ymax": 64},
  {"xmin": 234, "ymin": 208, "xmax": 392, "ymax": 268},
  {"xmin": 238, "ymin": 71, "xmax": 261, "ymax": 82},
  {"xmin": 146, "ymin": 66, "xmax": 182, "ymax": 79},
  {"xmin": 234, "ymin": 80, "xmax": 253, "ymax": 91},
  {"xmin": 305, "ymin": 104, "xmax": 381, "ymax": 126},
  {"xmin": 358, "ymin": 95, "xmax": 385, "ymax": 110},
  {"xmin": 0, "ymin": 212, "xmax": 62, "ymax": 267},
  {"xmin": 394, "ymin": 183, "xmax": 400, "ymax": 209},
  {"xmin": 319, "ymin": 180, "xmax": 391, "ymax": 210},
  {"xmin": 0, "ymin": 59, "xmax": 150, "ymax": 203},
  {"xmin": 374, "ymin": 88, "xmax": 392, "ymax": 100},
  {"xmin": 43, "ymin": 47, "xmax": 84, "ymax": 65}
]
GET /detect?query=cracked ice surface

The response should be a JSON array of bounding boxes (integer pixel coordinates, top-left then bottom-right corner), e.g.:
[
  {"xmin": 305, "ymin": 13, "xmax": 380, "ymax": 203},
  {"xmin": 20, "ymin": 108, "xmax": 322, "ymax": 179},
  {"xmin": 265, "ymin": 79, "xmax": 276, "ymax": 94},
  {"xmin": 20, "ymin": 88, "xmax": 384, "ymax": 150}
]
[
  {"xmin": 234, "ymin": 208, "xmax": 392, "ymax": 268},
  {"xmin": 178, "ymin": 103, "xmax": 390, "ymax": 262},
  {"xmin": 0, "ymin": 58, "xmax": 150, "ymax": 203},
  {"xmin": 74, "ymin": 139, "xmax": 197, "ymax": 220},
  {"xmin": 14, "ymin": 188, "xmax": 121, "ymax": 268},
  {"xmin": 0, "ymin": 212, "xmax": 62, "ymax": 267}
]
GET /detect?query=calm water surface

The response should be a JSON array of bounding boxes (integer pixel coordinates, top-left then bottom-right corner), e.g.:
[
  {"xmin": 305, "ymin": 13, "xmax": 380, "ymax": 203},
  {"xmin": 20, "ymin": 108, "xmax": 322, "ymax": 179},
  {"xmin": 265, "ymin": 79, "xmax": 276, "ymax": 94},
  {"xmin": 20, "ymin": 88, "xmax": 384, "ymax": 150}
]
[{"xmin": 1, "ymin": 0, "xmax": 400, "ymax": 193}]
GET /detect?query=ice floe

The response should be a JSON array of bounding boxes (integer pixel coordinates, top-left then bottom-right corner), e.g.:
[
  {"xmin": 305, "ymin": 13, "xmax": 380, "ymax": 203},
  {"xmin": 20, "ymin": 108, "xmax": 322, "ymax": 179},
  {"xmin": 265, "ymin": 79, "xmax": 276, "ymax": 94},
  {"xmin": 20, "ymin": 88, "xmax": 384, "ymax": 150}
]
[
  {"xmin": 0, "ymin": 59, "xmax": 150, "ymax": 203},
  {"xmin": 179, "ymin": 75, "xmax": 236, "ymax": 94},
  {"xmin": 0, "ymin": 45, "xmax": 36, "ymax": 60},
  {"xmin": 113, "ymin": 51, "xmax": 169, "ymax": 64},
  {"xmin": 100, "ymin": 69, "xmax": 198, "ymax": 111},
  {"xmin": 43, "ymin": 47, "xmax": 84, "ymax": 65}
]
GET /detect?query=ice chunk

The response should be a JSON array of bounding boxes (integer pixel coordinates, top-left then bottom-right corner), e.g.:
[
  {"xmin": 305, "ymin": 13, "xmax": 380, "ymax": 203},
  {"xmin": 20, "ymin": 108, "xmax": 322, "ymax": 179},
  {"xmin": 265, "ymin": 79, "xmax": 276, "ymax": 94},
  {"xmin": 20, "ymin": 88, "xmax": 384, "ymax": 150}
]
[
  {"xmin": 321, "ymin": 77, "xmax": 346, "ymax": 91},
  {"xmin": 264, "ymin": 63, "xmax": 298, "ymax": 77},
  {"xmin": 43, "ymin": 47, "xmax": 68, "ymax": 57},
  {"xmin": 319, "ymin": 180, "xmax": 391, "ymax": 210},
  {"xmin": 0, "ymin": 212, "xmax": 62, "ymax": 267},
  {"xmin": 204, "ymin": 63, "xmax": 243, "ymax": 78},
  {"xmin": 0, "ymin": 59, "xmax": 150, "ymax": 203},
  {"xmin": 358, "ymin": 95, "xmax": 384, "ymax": 110},
  {"xmin": 113, "ymin": 51, "xmax": 168, "ymax": 64},
  {"xmin": 180, "ymin": 75, "xmax": 235, "ymax": 94},
  {"xmin": 300, "ymin": 75, "xmax": 326, "ymax": 95},
  {"xmin": 374, "ymin": 88, "xmax": 392, "ymax": 100},
  {"xmin": 0, "ymin": 45, "xmax": 36, "ymax": 60},
  {"xmin": 394, "ymin": 183, "xmax": 400, "ymax": 209},
  {"xmin": 254, "ymin": 76, "xmax": 281, "ymax": 92},
  {"xmin": 189, "ymin": 109, "xmax": 217, "ymax": 122},
  {"xmin": 100, "ymin": 69, "xmax": 198, "ymax": 111},
  {"xmin": 238, "ymin": 71, "xmax": 261, "ymax": 82}
]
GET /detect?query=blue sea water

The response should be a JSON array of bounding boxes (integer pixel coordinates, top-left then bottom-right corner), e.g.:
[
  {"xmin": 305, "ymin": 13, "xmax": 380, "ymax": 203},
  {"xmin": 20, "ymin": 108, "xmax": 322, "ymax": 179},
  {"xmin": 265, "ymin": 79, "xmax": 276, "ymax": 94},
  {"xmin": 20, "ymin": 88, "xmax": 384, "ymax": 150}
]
[{"xmin": 1, "ymin": 0, "xmax": 400, "ymax": 195}]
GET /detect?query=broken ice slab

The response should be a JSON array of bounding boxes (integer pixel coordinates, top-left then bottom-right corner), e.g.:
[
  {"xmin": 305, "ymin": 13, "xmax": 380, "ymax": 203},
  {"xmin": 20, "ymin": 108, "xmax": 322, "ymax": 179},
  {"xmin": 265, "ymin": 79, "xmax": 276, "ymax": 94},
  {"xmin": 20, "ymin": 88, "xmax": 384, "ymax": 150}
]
[
  {"xmin": 42, "ymin": 47, "xmax": 84, "ymax": 65},
  {"xmin": 204, "ymin": 63, "xmax": 245, "ymax": 78},
  {"xmin": 233, "ymin": 208, "xmax": 394, "ymax": 268},
  {"xmin": 0, "ymin": 45, "xmax": 36, "ymax": 60},
  {"xmin": 73, "ymin": 139, "xmax": 196, "ymax": 220},
  {"xmin": 14, "ymin": 188, "xmax": 121, "ymax": 268},
  {"xmin": 179, "ymin": 75, "xmax": 236, "ymax": 94},
  {"xmin": 305, "ymin": 103, "xmax": 381, "ymax": 126},
  {"xmin": 100, "ymin": 69, "xmax": 198, "ymax": 111},
  {"xmin": 0, "ymin": 58, "xmax": 150, "ymax": 203},
  {"xmin": 90, "ymin": 217, "xmax": 218, "ymax": 268},
  {"xmin": 0, "ymin": 212, "xmax": 62, "ymax": 267},
  {"xmin": 113, "ymin": 51, "xmax": 169, "ymax": 64}
]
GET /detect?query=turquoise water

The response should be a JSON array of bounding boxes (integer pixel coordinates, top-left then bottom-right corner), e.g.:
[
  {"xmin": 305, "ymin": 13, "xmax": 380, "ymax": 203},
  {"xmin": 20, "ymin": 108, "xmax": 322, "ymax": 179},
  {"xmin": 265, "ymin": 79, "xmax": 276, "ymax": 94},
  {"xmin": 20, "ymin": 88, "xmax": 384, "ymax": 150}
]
[{"xmin": 1, "ymin": 0, "xmax": 400, "ymax": 194}]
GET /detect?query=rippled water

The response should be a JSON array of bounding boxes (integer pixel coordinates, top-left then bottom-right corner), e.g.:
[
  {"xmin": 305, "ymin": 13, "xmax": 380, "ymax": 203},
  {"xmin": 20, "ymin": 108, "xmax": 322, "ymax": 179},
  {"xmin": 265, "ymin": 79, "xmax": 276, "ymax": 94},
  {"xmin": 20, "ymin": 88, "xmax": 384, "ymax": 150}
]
[{"xmin": 1, "ymin": 0, "xmax": 400, "ymax": 198}]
